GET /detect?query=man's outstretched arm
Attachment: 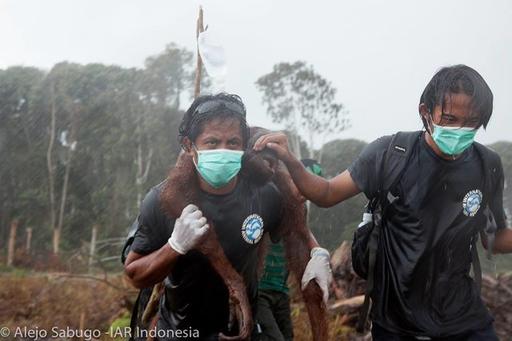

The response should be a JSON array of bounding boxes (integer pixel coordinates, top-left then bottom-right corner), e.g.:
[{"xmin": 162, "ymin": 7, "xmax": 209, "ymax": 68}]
[{"xmin": 254, "ymin": 132, "xmax": 361, "ymax": 207}]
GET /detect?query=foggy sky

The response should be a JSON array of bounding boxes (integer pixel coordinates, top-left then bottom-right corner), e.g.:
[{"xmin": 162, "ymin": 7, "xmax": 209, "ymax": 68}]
[{"xmin": 1, "ymin": 0, "xmax": 510, "ymax": 145}]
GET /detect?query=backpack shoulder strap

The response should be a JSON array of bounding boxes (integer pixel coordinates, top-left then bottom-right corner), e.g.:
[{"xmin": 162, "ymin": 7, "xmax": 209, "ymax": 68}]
[{"xmin": 381, "ymin": 130, "xmax": 423, "ymax": 195}]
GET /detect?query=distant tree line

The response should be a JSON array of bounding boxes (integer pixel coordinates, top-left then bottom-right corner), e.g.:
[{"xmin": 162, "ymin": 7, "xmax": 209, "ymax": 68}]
[
  {"xmin": 1, "ymin": 44, "xmax": 510, "ymax": 271},
  {"xmin": 0, "ymin": 43, "xmax": 200, "ymax": 260}
]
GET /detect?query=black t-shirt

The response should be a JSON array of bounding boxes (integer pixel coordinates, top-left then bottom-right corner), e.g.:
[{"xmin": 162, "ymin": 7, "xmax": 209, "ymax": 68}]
[
  {"xmin": 348, "ymin": 132, "xmax": 507, "ymax": 337},
  {"xmin": 130, "ymin": 177, "xmax": 283, "ymax": 339}
]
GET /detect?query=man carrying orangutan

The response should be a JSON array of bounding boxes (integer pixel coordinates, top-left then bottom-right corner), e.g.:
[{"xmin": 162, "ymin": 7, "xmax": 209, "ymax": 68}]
[{"xmin": 123, "ymin": 93, "xmax": 332, "ymax": 340}]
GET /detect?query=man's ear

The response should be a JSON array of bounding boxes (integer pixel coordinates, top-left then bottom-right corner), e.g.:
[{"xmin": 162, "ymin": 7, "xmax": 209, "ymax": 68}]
[
  {"xmin": 419, "ymin": 103, "xmax": 432, "ymax": 133},
  {"xmin": 419, "ymin": 103, "xmax": 430, "ymax": 118}
]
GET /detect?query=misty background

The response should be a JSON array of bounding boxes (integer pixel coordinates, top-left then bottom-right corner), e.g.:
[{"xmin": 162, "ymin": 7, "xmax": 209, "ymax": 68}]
[{"xmin": 1, "ymin": 0, "xmax": 511, "ymax": 144}]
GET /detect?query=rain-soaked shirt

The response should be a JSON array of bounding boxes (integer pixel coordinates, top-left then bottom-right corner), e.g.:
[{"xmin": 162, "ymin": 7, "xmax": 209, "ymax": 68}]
[
  {"xmin": 130, "ymin": 178, "xmax": 282, "ymax": 339},
  {"xmin": 348, "ymin": 132, "xmax": 507, "ymax": 337}
]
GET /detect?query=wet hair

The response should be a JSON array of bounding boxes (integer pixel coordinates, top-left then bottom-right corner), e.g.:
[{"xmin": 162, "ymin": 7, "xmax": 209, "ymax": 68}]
[
  {"xmin": 178, "ymin": 93, "xmax": 249, "ymax": 149},
  {"xmin": 419, "ymin": 65, "xmax": 493, "ymax": 129}
]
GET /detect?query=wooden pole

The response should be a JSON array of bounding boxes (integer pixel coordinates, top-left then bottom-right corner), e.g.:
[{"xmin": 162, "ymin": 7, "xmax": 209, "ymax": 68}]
[
  {"xmin": 25, "ymin": 227, "xmax": 32, "ymax": 253},
  {"xmin": 194, "ymin": 6, "xmax": 205, "ymax": 98},
  {"xmin": 7, "ymin": 219, "xmax": 19, "ymax": 266},
  {"xmin": 88, "ymin": 225, "xmax": 98, "ymax": 273}
]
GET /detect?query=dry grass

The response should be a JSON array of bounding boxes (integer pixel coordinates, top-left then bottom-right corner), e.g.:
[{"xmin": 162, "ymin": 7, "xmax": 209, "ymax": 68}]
[{"xmin": 0, "ymin": 271, "xmax": 136, "ymax": 339}]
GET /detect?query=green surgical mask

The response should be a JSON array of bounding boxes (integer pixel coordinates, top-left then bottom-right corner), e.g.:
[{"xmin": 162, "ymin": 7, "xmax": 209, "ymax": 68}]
[
  {"xmin": 193, "ymin": 147, "xmax": 244, "ymax": 188},
  {"xmin": 431, "ymin": 123, "xmax": 477, "ymax": 156}
]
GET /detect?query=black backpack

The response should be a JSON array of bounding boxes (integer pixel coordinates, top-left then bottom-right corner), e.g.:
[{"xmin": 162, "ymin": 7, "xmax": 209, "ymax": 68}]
[{"xmin": 351, "ymin": 130, "xmax": 501, "ymax": 332}]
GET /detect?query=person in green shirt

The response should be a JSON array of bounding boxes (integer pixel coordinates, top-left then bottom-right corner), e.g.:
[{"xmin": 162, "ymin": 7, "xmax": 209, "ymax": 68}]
[{"xmin": 256, "ymin": 159, "xmax": 327, "ymax": 341}]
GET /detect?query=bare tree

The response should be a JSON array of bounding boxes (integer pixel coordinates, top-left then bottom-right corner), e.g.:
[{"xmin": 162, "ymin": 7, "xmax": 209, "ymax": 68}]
[{"xmin": 256, "ymin": 61, "xmax": 349, "ymax": 162}]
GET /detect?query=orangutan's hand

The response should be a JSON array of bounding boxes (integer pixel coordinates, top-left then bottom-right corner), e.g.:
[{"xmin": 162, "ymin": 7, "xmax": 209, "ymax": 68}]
[{"xmin": 253, "ymin": 132, "xmax": 293, "ymax": 164}]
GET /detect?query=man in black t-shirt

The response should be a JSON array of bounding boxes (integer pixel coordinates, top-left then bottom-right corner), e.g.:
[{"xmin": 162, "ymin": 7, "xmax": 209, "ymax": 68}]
[
  {"xmin": 254, "ymin": 65, "xmax": 512, "ymax": 340},
  {"xmin": 124, "ymin": 93, "xmax": 331, "ymax": 340}
]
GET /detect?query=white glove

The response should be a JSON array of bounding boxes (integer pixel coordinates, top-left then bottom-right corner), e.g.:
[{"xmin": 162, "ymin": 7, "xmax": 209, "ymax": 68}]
[
  {"xmin": 301, "ymin": 247, "xmax": 333, "ymax": 304},
  {"xmin": 168, "ymin": 204, "xmax": 209, "ymax": 255}
]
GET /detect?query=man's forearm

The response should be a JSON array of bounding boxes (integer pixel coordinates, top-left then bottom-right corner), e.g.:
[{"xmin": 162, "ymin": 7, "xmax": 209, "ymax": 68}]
[
  {"xmin": 125, "ymin": 243, "xmax": 180, "ymax": 288},
  {"xmin": 285, "ymin": 157, "xmax": 331, "ymax": 207},
  {"xmin": 494, "ymin": 227, "xmax": 512, "ymax": 254}
]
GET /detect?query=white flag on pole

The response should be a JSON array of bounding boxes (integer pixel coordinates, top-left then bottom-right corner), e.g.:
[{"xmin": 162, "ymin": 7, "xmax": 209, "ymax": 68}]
[{"xmin": 198, "ymin": 29, "xmax": 227, "ymax": 91}]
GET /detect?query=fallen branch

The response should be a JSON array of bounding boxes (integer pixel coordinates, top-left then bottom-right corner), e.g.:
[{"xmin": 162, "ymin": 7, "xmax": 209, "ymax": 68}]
[{"xmin": 329, "ymin": 295, "xmax": 364, "ymax": 314}]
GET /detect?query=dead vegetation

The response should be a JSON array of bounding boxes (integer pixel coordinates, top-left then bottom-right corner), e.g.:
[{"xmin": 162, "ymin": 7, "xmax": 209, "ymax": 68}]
[
  {"xmin": 0, "ymin": 272, "xmax": 136, "ymax": 339},
  {"xmin": 0, "ymin": 242, "xmax": 510, "ymax": 340}
]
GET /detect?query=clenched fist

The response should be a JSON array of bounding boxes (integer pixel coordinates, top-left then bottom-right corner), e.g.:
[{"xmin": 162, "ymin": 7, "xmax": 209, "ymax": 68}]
[{"xmin": 168, "ymin": 204, "xmax": 209, "ymax": 255}]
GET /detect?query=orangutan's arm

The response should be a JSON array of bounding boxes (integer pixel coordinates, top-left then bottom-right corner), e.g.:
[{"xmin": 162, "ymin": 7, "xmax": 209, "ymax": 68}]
[{"xmin": 124, "ymin": 245, "xmax": 180, "ymax": 289}]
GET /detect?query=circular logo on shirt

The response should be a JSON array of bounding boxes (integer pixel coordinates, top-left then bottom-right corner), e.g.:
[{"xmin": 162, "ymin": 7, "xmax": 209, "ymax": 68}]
[
  {"xmin": 241, "ymin": 214, "xmax": 264, "ymax": 244},
  {"xmin": 462, "ymin": 189, "xmax": 483, "ymax": 217}
]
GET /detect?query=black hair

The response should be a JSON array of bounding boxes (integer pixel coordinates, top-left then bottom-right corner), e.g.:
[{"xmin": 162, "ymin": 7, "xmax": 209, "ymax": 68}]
[
  {"xmin": 419, "ymin": 65, "xmax": 493, "ymax": 130},
  {"xmin": 178, "ymin": 93, "xmax": 249, "ymax": 148}
]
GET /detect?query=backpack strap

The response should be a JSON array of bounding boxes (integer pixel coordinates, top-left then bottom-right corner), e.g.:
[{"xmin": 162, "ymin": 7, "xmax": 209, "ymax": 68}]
[
  {"xmin": 356, "ymin": 131, "xmax": 422, "ymax": 332},
  {"xmin": 381, "ymin": 131, "xmax": 424, "ymax": 194}
]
